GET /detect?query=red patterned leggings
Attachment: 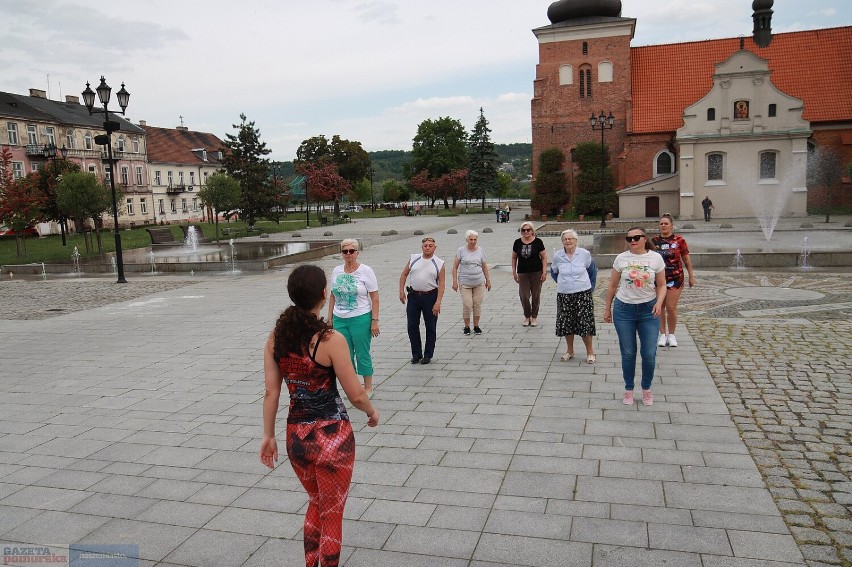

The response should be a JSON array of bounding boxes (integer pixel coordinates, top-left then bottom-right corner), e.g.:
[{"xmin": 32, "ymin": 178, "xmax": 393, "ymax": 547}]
[{"xmin": 287, "ymin": 420, "xmax": 355, "ymax": 567}]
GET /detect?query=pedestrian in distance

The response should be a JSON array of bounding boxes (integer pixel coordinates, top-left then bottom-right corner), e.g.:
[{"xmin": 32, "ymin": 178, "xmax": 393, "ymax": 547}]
[
  {"xmin": 452, "ymin": 230, "xmax": 491, "ymax": 335},
  {"xmin": 603, "ymin": 227, "xmax": 667, "ymax": 406},
  {"xmin": 399, "ymin": 237, "xmax": 446, "ymax": 364},
  {"xmin": 652, "ymin": 214, "xmax": 695, "ymax": 348},
  {"xmin": 260, "ymin": 264, "xmax": 379, "ymax": 567},
  {"xmin": 327, "ymin": 239, "xmax": 379, "ymax": 398},
  {"xmin": 551, "ymin": 229, "xmax": 597, "ymax": 363},
  {"xmin": 701, "ymin": 196, "xmax": 714, "ymax": 222},
  {"xmin": 512, "ymin": 221, "xmax": 547, "ymax": 327}
]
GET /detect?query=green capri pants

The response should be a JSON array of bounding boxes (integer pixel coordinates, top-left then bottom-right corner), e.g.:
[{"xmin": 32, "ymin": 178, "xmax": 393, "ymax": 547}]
[{"xmin": 332, "ymin": 311, "xmax": 374, "ymax": 377}]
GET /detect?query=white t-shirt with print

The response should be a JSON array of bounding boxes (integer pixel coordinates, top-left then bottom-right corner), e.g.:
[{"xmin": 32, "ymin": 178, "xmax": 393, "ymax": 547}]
[
  {"xmin": 330, "ymin": 264, "xmax": 378, "ymax": 318},
  {"xmin": 612, "ymin": 250, "xmax": 665, "ymax": 304}
]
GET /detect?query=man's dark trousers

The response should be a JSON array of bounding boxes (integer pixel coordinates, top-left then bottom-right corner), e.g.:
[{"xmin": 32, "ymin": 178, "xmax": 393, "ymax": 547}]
[{"xmin": 407, "ymin": 290, "xmax": 438, "ymax": 359}]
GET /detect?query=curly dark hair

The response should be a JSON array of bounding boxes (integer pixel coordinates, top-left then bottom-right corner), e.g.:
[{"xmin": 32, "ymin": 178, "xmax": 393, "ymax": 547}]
[{"xmin": 272, "ymin": 265, "xmax": 331, "ymax": 360}]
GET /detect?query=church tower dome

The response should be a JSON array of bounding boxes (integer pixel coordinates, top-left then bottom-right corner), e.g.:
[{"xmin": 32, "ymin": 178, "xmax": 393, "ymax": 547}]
[{"xmin": 547, "ymin": 0, "xmax": 622, "ymax": 24}]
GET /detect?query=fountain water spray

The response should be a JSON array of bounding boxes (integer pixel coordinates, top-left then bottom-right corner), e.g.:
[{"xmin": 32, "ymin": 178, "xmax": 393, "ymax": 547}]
[
  {"xmin": 111, "ymin": 257, "xmax": 117, "ymax": 276},
  {"xmin": 40, "ymin": 262, "xmax": 47, "ymax": 280},
  {"xmin": 71, "ymin": 247, "xmax": 81, "ymax": 274},
  {"xmin": 799, "ymin": 236, "xmax": 812, "ymax": 269},
  {"xmin": 149, "ymin": 251, "xmax": 156, "ymax": 275},
  {"xmin": 228, "ymin": 238, "xmax": 238, "ymax": 273},
  {"xmin": 731, "ymin": 249, "xmax": 746, "ymax": 269},
  {"xmin": 184, "ymin": 226, "xmax": 200, "ymax": 251}
]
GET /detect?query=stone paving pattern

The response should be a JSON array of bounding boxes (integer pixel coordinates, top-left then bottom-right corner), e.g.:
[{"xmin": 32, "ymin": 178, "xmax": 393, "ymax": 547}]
[{"xmin": 0, "ymin": 212, "xmax": 850, "ymax": 566}]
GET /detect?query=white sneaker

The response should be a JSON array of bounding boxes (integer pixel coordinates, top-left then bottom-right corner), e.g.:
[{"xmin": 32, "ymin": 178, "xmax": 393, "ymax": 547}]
[
  {"xmin": 658, "ymin": 334, "xmax": 668, "ymax": 347},
  {"xmin": 668, "ymin": 334, "xmax": 678, "ymax": 347}
]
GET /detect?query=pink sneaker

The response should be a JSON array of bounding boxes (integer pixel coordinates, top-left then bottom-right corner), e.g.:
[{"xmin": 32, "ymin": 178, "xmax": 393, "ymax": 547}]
[
  {"xmin": 623, "ymin": 391, "xmax": 634, "ymax": 405},
  {"xmin": 642, "ymin": 390, "xmax": 653, "ymax": 406}
]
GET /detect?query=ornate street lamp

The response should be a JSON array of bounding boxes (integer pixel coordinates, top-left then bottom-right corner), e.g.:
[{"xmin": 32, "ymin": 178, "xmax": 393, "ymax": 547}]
[
  {"xmin": 83, "ymin": 76, "xmax": 130, "ymax": 283},
  {"xmin": 43, "ymin": 142, "xmax": 69, "ymax": 245},
  {"xmin": 590, "ymin": 110, "xmax": 615, "ymax": 228},
  {"xmin": 368, "ymin": 167, "xmax": 375, "ymax": 212}
]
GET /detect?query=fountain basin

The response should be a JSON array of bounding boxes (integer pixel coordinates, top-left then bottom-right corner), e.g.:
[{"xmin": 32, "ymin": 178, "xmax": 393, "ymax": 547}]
[{"xmin": 1, "ymin": 240, "xmax": 339, "ymax": 275}]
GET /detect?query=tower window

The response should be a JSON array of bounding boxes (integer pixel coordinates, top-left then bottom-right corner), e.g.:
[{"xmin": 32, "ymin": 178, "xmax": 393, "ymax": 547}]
[
  {"xmin": 559, "ymin": 64, "xmax": 573, "ymax": 85},
  {"xmin": 707, "ymin": 108, "xmax": 716, "ymax": 121},
  {"xmin": 579, "ymin": 66, "xmax": 592, "ymax": 98},
  {"xmin": 768, "ymin": 104, "xmax": 777, "ymax": 117},
  {"xmin": 582, "ymin": 42, "xmax": 588, "ymax": 55}
]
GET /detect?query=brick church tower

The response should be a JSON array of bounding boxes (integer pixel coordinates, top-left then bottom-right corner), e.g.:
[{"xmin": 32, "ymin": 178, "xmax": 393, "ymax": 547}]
[{"xmin": 531, "ymin": 0, "xmax": 635, "ymax": 209}]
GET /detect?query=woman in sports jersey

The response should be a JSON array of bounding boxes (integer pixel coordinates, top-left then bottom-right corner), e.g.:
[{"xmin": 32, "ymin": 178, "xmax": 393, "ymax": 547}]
[
  {"xmin": 260, "ymin": 264, "xmax": 379, "ymax": 567},
  {"xmin": 651, "ymin": 214, "xmax": 695, "ymax": 348}
]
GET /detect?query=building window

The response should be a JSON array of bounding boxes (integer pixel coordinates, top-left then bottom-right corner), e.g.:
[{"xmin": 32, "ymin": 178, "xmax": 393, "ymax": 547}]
[
  {"xmin": 140, "ymin": 197, "xmax": 147, "ymax": 214},
  {"xmin": 707, "ymin": 108, "xmax": 716, "ymax": 121},
  {"xmin": 84, "ymin": 133, "xmax": 93, "ymax": 150},
  {"xmin": 12, "ymin": 162, "xmax": 24, "ymax": 178},
  {"xmin": 121, "ymin": 166, "xmax": 129, "ymax": 185},
  {"xmin": 167, "ymin": 171, "xmax": 173, "ymax": 187},
  {"xmin": 654, "ymin": 151, "xmax": 674, "ymax": 176},
  {"xmin": 88, "ymin": 165, "xmax": 97, "ymax": 174},
  {"xmin": 170, "ymin": 199, "xmax": 177, "ymax": 213},
  {"xmin": 759, "ymin": 151, "xmax": 777, "ymax": 179},
  {"xmin": 117, "ymin": 136, "xmax": 125, "ymax": 152},
  {"xmin": 192, "ymin": 197, "xmax": 198, "ymax": 211},
  {"xmin": 105, "ymin": 165, "xmax": 112, "ymax": 183},
  {"xmin": 204, "ymin": 172, "xmax": 209, "ymax": 182},
  {"xmin": 582, "ymin": 41, "xmax": 588, "ymax": 55},
  {"xmin": 7, "ymin": 123, "xmax": 19, "ymax": 145},
  {"xmin": 158, "ymin": 199, "xmax": 165, "ymax": 215},
  {"xmin": 32, "ymin": 163, "xmax": 40, "ymax": 173},
  {"xmin": 66, "ymin": 130, "xmax": 74, "ymax": 149},
  {"xmin": 559, "ymin": 65, "xmax": 573, "ymax": 85},
  {"xmin": 768, "ymin": 103, "xmax": 777, "ymax": 117},
  {"xmin": 135, "ymin": 167, "xmax": 143, "ymax": 185},
  {"xmin": 597, "ymin": 61, "xmax": 613, "ymax": 83},
  {"xmin": 707, "ymin": 153, "xmax": 724, "ymax": 181},
  {"xmin": 178, "ymin": 172, "xmax": 184, "ymax": 185},
  {"xmin": 579, "ymin": 66, "xmax": 592, "ymax": 98},
  {"xmin": 45, "ymin": 127, "xmax": 55, "ymax": 146},
  {"xmin": 189, "ymin": 171, "xmax": 195, "ymax": 186},
  {"xmin": 182, "ymin": 198, "xmax": 188, "ymax": 213},
  {"xmin": 132, "ymin": 138, "xmax": 140, "ymax": 153},
  {"xmin": 27, "ymin": 125, "xmax": 38, "ymax": 145},
  {"xmin": 126, "ymin": 198, "xmax": 134, "ymax": 215},
  {"xmin": 155, "ymin": 171, "xmax": 161, "ymax": 185}
]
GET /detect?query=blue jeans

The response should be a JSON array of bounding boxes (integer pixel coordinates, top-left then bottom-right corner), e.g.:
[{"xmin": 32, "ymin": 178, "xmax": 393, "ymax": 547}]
[
  {"xmin": 612, "ymin": 298, "xmax": 659, "ymax": 391},
  {"xmin": 407, "ymin": 290, "xmax": 439, "ymax": 359}
]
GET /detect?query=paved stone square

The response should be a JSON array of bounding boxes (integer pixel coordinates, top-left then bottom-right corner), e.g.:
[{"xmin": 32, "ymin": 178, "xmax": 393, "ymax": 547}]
[{"xmin": 1, "ymin": 212, "xmax": 849, "ymax": 566}]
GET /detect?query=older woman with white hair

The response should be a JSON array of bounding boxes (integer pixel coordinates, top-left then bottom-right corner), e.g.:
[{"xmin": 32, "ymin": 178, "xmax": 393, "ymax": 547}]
[
  {"xmin": 452, "ymin": 230, "xmax": 491, "ymax": 335},
  {"xmin": 550, "ymin": 229, "xmax": 597, "ymax": 364},
  {"xmin": 327, "ymin": 238, "xmax": 379, "ymax": 397},
  {"xmin": 512, "ymin": 221, "xmax": 547, "ymax": 327}
]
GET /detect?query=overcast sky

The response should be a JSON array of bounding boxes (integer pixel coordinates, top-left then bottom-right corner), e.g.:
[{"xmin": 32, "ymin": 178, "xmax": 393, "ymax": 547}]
[{"xmin": 2, "ymin": 0, "xmax": 848, "ymax": 160}]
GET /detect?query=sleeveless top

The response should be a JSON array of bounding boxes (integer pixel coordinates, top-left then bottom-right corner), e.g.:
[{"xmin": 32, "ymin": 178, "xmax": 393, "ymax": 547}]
[{"xmin": 279, "ymin": 338, "xmax": 350, "ymax": 424}]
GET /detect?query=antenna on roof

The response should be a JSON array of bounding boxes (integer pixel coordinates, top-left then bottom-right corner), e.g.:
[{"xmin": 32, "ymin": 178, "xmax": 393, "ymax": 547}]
[
  {"xmin": 739, "ymin": 36, "xmax": 745, "ymax": 50},
  {"xmin": 180, "ymin": 115, "xmax": 185, "ymax": 127}
]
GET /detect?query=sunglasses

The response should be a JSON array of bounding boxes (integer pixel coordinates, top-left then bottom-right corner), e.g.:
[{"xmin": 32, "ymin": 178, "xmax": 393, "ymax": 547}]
[
  {"xmin": 625, "ymin": 235, "xmax": 645, "ymax": 242},
  {"xmin": 341, "ymin": 249, "xmax": 358, "ymax": 255},
  {"xmin": 422, "ymin": 237, "xmax": 435, "ymax": 243},
  {"xmin": 521, "ymin": 228, "xmax": 532, "ymax": 233}
]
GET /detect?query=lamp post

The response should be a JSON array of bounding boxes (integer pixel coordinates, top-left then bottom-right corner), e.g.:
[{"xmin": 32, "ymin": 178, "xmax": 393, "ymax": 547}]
[
  {"xmin": 368, "ymin": 167, "xmax": 375, "ymax": 212},
  {"xmin": 82, "ymin": 76, "xmax": 130, "ymax": 283},
  {"xmin": 43, "ymin": 142, "xmax": 69, "ymax": 246},
  {"xmin": 590, "ymin": 110, "xmax": 614, "ymax": 228}
]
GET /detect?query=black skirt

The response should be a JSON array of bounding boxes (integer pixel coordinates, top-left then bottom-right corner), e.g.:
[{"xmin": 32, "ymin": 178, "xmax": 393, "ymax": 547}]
[{"xmin": 555, "ymin": 289, "xmax": 596, "ymax": 337}]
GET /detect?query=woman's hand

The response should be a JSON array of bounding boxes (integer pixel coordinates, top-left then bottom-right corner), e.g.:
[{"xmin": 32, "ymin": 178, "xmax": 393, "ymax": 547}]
[
  {"xmin": 485, "ymin": 280, "xmax": 491, "ymax": 291},
  {"xmin": 259, "ymin": 435, "xmax": 278, "ymax": 469},
  {"xmin": 539, "ymin": 271, "xmax": 547, "ymax": 283},
  {"xmin": 367, "ymin": 408, "xmax": 380, "ymax": 427},
  {"xmin": 452, "ymin": 281, "xmax": 459, "ymax": 292},
  {"xmin": 603, "ymin": 306, "xmax": 612, "ymax": 323},
  {"xmin": 651, "ymin": 302, "xmax": 663, "ymax": 317},
  {"xmin": 370, "ymin": 321, "xmax": 380, "ymax": 337},
  {"xmin": 513, "ymin": 273, "xmax": 519, "ymax": 283},
  {"xmin": 688, "ymin": 274, "xmax": 696, "ymax": 288}
]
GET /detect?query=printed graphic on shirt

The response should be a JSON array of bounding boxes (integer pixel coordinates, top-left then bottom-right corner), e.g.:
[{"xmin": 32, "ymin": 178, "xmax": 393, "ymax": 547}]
[
  {"xmin": 520, "ymin": 244, "xmax": 533, "ymax": 259},
  {"xmin": 331, "ymin": 273, "xmax": 359, "ymax": 311},
  {"xmin": 625, "ymin": 262, "xmax": 655, "ymax": 290}
]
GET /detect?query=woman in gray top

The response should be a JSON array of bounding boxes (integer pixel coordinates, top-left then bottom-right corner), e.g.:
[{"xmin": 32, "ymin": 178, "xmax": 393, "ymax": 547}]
[{"xmin": 452, "ymin": 230, "xmax": 491, "ymax": 335}]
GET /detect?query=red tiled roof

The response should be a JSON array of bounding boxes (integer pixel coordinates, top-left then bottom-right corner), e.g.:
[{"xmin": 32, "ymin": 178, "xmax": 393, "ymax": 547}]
[
  {"xmin": 143, "ymin": 126, "xmax": 225, "ymax": 164},
  {"xmin": 631, "ymin": 27, "xmax": 852, "ymax": 133}
]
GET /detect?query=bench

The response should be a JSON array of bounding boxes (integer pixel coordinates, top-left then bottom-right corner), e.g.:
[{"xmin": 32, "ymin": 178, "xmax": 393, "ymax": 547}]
[{"xmin": 146, "ymin": 227, "xmax": 180, "ymax": 245}]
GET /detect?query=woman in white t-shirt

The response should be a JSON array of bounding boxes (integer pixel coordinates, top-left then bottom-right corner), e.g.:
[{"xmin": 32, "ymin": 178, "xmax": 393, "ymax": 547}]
[
  {"xmin": 452, "ymin": 230, "xmax": 491, "ymax": 336},
  {"xmin": 327, "ymin": 239, "xmax": 380, "ymax": 398},
  {"xmin": 603, "ymin": 227, "xmax": 666, "ymax": 407}
]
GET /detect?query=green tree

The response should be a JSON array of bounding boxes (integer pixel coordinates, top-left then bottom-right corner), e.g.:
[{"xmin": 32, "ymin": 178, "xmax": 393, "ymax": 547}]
[
  {"xmin": 221, "ymin": 113, "xmax": 273, "ymax": 227},
  {"xmin": 381, "ymin": 179, "xmax": 403, "ymax": 203},
  {"xmin": 55, "ymin": 172, "xmax": 116, "ymax": 254},
  {"xmin": 496, "ymin": 171, "xmax": 513, "ymax": 202},
  {"xmin": 530, "ymin": 148, "xmax": 570, "ymax": 217},
  {"xmin": 296, "ymin": 135, "xmax": 371, "ymax": 214},
  {"xmin": 0, "ymin": 149, "xmax": 46, "ymax": 257},
  {"xmin": 573, "ymin": 142, "xmax": 616, "ymax": 217},
  {"xmin": 467, "ymin": 108, "xmax": 499, "ymax": 209},
  {"xmin": 410, "ymin": 117, "xmax": 468, "ymax": 208},
  {"xmin": 198, "ymin": 173, "xmax": 241, "ymax": 241}
]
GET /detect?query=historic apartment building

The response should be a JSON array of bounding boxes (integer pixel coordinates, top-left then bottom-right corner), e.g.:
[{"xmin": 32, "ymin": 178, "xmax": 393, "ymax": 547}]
[
  {"xmin": 1, "ymin": 88, "xmax": 148, "ymax": 230},
  {"xmin": 531, "ymin": 0, "xmax": 852, "ymax": 219}
]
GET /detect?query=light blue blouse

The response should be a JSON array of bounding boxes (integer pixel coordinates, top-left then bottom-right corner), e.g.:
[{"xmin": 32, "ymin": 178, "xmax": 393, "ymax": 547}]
[{"xmin": 551, "ymin": 247, "xmax": 593, "ymax": 294}]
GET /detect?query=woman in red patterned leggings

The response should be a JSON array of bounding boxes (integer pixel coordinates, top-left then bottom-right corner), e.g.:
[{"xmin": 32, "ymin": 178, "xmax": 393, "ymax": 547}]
[{"xmin": 260, "ymin": 264, "xmax": 380, "ymax": 567}]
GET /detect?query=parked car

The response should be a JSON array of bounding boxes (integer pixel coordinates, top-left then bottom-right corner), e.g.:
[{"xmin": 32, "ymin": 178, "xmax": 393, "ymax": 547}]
[
  {"xmin": 344, "ymin": 205, "xmax": 363, "ymax": 213},
  {"xmin": 0, "ymin": 225, "xmax": 40, "ymax": 238}
]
